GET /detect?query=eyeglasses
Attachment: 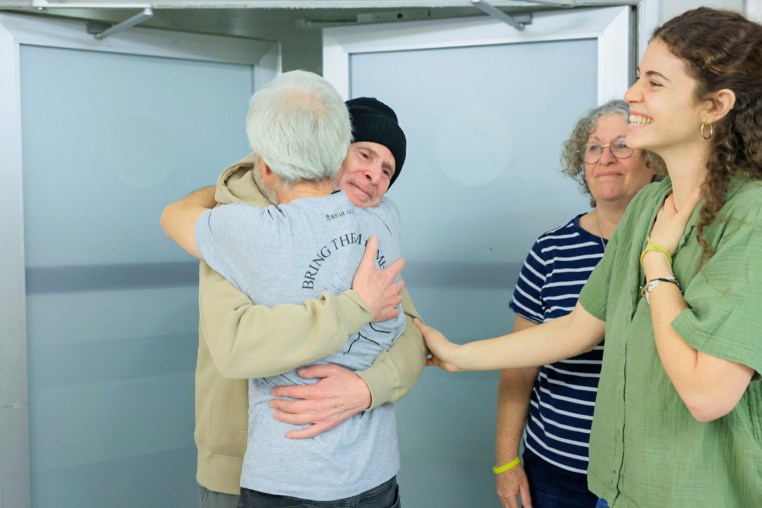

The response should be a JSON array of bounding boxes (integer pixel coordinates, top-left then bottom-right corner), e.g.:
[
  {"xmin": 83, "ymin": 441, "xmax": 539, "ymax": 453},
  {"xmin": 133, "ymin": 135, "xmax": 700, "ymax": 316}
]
[{"xmin": 579, "ymin": 137, "xmax": 634, "ymax": 164}]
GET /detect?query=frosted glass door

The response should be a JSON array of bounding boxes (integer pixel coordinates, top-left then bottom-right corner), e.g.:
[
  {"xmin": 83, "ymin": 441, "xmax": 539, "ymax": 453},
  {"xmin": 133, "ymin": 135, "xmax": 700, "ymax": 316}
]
[
  {"xmin": 20, "ymin": 45, "xmax": 250, "ymax": 508},
  {"xmin": 325, "ymin": 7, "xmax": 630, "ymax": 507},
  {"xmin": 1, "ymin": 13, "xmax": 276, "ymax": 508},
  {"xmin": 349, "ymin": 38, "xmax": 596, "ymax": 337}
]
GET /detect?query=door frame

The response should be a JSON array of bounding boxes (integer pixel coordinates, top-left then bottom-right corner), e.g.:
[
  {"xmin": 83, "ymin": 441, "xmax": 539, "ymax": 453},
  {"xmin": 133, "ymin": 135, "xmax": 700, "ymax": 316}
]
[
  {"xmin": 0, "ymin": 13, "xmax": 278, "ymax": 507},
  {"xmin": 324, "ymin": 5, "xmax": 632, "ymax": 102}
]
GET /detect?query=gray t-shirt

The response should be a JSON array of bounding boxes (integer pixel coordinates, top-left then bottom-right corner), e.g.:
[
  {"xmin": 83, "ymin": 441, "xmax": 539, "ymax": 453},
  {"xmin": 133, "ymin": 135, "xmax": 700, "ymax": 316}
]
[{"xmin": 196, "ymin": 190, "xmax": 404, "ymax": 500}]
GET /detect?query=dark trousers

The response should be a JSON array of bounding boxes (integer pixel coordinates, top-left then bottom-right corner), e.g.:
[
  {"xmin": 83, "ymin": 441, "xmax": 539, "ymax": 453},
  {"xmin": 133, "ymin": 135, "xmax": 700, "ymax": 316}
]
[
  {"xmin": 237, "ymin": 476, "xmax": 400, "ymax": 508},
  {"xmin": 523, "ymin": 448, "xmax": 597, "ymax": 508}
]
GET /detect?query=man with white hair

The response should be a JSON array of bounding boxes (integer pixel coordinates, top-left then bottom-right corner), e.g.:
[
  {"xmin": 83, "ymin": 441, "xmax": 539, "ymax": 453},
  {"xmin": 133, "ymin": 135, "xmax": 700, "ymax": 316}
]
[{"xmin": 162, "ymin": 71, "xmax": 413, "ymax": 507}]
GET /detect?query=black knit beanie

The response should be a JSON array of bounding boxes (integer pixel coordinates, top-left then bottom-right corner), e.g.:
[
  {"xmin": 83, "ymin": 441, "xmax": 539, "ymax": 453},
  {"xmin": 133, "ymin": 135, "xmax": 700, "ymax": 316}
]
[{"xmin": 345, "ymin": 97, "xmax": 407, "ymax": 187}]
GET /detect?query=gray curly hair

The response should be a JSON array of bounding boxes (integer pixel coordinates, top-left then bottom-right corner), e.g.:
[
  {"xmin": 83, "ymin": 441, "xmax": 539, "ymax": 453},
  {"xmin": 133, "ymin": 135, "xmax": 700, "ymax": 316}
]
[{"xmin": 560, "ymin": 99, "xmax": 665, "ymax": 206}]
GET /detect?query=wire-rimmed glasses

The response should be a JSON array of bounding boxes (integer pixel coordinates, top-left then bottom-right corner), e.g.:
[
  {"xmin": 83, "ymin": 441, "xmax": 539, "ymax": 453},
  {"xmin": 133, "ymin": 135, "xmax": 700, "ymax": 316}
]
[{"xmin": 579, "ymin": 138, "xmax": 634, "ymax": 164}]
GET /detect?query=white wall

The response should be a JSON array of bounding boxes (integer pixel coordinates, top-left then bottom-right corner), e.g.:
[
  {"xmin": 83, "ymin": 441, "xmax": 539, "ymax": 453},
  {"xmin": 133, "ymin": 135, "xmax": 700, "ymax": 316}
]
[
  {"xmin": 747, "ymin": 0, "xmax": 762, "ymax": 21},
  {"xmin": 661, "ymin": 0, "xmax": 744, "ymax": 20}
]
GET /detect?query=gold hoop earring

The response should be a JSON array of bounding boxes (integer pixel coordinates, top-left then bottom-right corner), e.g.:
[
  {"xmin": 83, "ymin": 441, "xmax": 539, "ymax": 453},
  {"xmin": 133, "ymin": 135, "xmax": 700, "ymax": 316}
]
[{"xmin": 701, "ymin": 123, "xmax": 713, "ymax": 140}]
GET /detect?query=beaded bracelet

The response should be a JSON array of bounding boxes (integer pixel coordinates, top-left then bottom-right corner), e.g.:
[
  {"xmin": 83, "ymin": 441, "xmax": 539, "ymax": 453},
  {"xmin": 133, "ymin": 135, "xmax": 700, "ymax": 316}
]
[{"xmin": 641, "ymin": 276, "xmax": 681, "ymax": 304}]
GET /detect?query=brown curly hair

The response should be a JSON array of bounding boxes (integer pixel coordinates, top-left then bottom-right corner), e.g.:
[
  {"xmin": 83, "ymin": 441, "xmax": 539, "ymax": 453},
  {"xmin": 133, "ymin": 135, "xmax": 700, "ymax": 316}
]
[
  {"xmin": 560, "ymin": 99, "xmax": 665, "ymax": 207},
  {"xmin": 652, "ymin": 8, "xmax": 762, "ymax": 259}
]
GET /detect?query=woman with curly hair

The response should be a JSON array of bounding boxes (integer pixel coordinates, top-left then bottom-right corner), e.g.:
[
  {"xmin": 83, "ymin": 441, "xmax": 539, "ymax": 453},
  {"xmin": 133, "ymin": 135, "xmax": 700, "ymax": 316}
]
[
  {"xmin": 495, "ymin": 100, "xmax": 662, "ymax": 508},
  {"xmin": 419, "ymin": 7, "xmax": 762, "ymax": 507}
]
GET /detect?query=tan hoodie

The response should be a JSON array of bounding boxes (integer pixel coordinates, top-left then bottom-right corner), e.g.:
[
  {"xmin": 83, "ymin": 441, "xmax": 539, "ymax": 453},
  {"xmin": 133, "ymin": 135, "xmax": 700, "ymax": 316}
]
[{"xmin": 194, "ymin": 154, "xmax": 426, "ymax": 495}]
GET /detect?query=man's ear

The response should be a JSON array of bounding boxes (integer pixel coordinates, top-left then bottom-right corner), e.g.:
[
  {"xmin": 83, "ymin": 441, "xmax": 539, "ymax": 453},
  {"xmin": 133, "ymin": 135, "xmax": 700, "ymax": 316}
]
[
  {"xmin": 702, "ymin": 88, "xmax": 736, "ymax": 124},
  {"xmin": 258, "ymin": 159, "xmax": 281, "ymax": 191},
  {"xmin": 260, "ymin": 160, "xmax": 273, "ymax": 176}
]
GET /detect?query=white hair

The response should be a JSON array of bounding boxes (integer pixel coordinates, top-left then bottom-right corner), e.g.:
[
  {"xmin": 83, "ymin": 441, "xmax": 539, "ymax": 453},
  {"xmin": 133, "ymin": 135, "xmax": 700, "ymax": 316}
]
[{"xmin": 246, "ymin": 70, "xmax": 351, "ymax": 185}]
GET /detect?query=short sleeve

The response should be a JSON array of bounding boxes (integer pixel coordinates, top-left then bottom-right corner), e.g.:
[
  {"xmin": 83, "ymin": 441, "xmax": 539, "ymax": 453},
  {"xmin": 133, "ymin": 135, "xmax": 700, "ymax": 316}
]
[
  {"xmin": 578, "ymin": 216, "xmax": 627, "ymax": 322},
  {"xmin": 390, "ymin": 202, "xmax": 402, "ymax": 246},
  {"xmin": 577, "ymin": 252, "xmax": 612, "ymax": 322},
  {"xmin": 375, "ymin": 198, "xmax": 402, "ymax": 244},
  {"xmin": 509, "ymin": 239, "xmax": 548, "ymax": 324},
  {"xmin": 195, "ymin": 203, "xmax": 280, "ymax": 291},
  {"xmin": 369, "ymin": 197, "xmax": 403, "ymax": 266},
  {"xmin": 672, "ymin": 203, "xmax": 762, "ymax": 374}
]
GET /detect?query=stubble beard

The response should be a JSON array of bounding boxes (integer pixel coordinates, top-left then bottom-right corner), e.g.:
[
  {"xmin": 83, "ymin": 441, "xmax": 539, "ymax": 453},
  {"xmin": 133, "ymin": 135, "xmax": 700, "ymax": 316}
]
[{"xmin": 252, "ymin": 166, "xmax": 279, "ymax": 205}]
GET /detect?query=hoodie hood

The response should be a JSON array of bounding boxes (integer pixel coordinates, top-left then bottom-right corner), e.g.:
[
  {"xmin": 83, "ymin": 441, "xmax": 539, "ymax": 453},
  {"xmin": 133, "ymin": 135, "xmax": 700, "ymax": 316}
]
[{"xmin": 213, "ymin": 152, "xmax": 272, "ymax": 207}]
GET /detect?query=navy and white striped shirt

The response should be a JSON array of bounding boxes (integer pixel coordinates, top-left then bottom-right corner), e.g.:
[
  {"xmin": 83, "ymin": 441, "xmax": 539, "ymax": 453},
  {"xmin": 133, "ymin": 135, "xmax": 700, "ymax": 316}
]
[{"xmin": 509, "ymin": 214, "xmax": 605, "ymax": 474}]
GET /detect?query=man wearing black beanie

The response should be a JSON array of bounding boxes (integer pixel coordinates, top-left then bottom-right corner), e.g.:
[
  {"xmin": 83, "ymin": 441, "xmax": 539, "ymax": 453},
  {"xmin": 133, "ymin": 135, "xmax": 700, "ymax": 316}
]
[
  {"xmin": 338, "ymin": 97, "xmax": 407, "ymax": 207},
  {"xmin": 346, "ymin": 97, "xmax": 406, "ymax": 184}
]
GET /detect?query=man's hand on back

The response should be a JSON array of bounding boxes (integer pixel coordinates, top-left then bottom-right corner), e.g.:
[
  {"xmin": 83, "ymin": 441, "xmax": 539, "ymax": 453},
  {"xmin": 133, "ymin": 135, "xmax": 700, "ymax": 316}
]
[
  {"xmin": 270, "ymin": 364, "xmax": 371, "ymax": 439},
  {"xmin": 352, "ymin": 236, "xmax": 405, "ymax": 322}
]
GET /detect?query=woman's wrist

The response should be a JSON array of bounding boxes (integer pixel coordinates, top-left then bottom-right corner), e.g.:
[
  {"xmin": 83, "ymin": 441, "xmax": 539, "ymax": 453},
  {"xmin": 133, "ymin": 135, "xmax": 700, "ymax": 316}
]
[
  {"xmin": 448, "ymin": 343, "xmax": 470, "ymax": 372},
  {"xmin": 642, "ymin": 250, "xmax": 674, "ymax": 280},
  {"xmin": 493, "ymin": 457, "xmax": 521, "ymax": 475}
]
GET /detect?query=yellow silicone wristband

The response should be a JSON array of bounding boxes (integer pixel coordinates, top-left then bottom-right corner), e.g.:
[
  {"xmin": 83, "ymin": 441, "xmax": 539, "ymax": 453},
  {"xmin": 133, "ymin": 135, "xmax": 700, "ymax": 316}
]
[
  {"xmin": 493, "ymin": 457, "xmax": 521, "ymax": 475},
  {"xmin": 640, "ymin": 247, "xmax": 672, "ymax": 266},
  {"xmin": 640, "ymin": 237, "xmax": 673, "ymax": 266}
]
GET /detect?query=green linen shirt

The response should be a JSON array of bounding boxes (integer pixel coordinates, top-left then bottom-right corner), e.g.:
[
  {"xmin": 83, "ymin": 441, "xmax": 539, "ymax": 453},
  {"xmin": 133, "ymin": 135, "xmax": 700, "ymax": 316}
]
[{"xmin": 579, "ymin": 176, "xmax": 762, "ymax": 507}]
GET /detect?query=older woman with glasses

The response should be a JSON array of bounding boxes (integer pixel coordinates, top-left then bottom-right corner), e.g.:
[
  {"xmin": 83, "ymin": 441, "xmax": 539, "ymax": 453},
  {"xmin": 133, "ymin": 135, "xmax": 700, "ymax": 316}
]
[{"xmin": 494, "ymin": 100, "xmax": 663, "ymax": 508}]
